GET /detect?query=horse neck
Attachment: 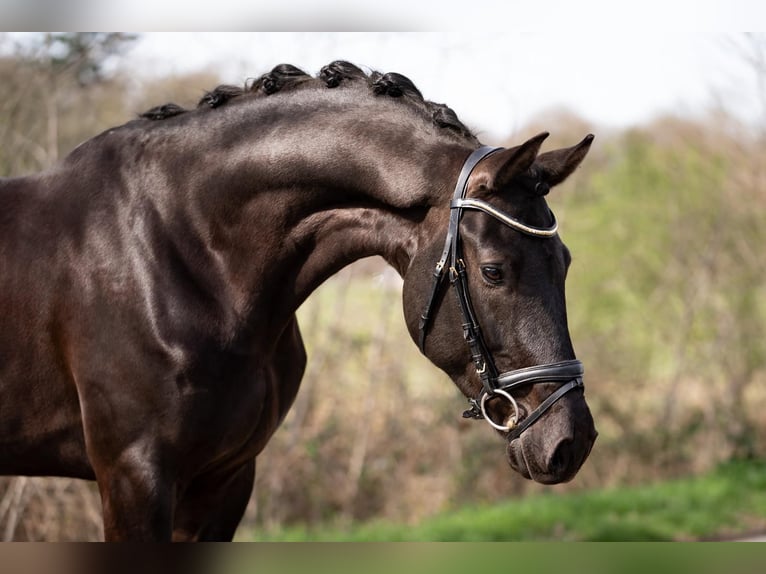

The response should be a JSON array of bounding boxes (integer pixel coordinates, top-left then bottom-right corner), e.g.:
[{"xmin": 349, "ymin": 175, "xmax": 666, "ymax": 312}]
[{"xmin": 175, "ymin": 95, "xmax": 474, "ymax": 331}]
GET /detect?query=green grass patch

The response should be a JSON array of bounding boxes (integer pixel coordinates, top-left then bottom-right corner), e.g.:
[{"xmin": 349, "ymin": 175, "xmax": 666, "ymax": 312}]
[{"xmin": 240, "ymin": 459, "xmax": 766, "ymax": 541}]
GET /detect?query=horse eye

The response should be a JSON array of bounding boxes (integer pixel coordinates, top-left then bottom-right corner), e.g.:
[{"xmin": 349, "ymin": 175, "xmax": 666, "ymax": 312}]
[{"xmin": 481, "ymin": 266, "xmax": 503, "ymax": 284}]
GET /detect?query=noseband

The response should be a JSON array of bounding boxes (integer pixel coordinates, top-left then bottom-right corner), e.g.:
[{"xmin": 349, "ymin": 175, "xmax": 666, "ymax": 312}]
[{"xmin": 418, "ymin": 146, "xmax": 584, "ymax": 440}]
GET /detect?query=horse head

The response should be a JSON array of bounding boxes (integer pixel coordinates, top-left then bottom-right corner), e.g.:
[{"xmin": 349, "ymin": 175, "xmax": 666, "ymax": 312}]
[{"xmin": 403, "ymin": 132, "xmax": 597, "ymax": 484}]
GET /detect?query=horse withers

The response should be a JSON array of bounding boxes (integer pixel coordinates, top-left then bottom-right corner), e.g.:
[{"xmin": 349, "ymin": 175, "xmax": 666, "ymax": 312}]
[{"xmin": 0, "ymin": 61, "xmax": 596, "ymax": 540}]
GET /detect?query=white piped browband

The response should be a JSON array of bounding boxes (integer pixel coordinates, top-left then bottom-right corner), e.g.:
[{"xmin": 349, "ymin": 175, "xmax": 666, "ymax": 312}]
[{"xmin": 450, "ymin": 197, "xmax": 559, "ymax": 238}]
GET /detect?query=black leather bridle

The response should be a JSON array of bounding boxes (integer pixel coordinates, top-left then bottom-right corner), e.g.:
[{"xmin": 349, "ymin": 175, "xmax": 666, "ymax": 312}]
[{"xmin": 418, "ymin": 146, "xmax": 585, "ymax": 440}]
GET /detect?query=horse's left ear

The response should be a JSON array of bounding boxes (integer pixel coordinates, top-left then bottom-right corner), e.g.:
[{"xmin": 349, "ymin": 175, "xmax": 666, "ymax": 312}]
[{"xmin": 533, "ymin": 134, "xmax": 595, "ymax": 188}]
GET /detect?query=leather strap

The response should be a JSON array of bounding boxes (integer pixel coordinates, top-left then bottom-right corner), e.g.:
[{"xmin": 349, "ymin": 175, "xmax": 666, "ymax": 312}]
[
  {"xmin": 507, "ymin": 377, "xmax": 584, "ymax": 440},
  {"xmin": 418, "ymin": 146, "xmax": 500, "ymax": 352},
  {"xmin": 449, "ymin": 258, "xmax": 498, "ymax": 393},
  {"xmin": 496, "ymin": 359, "xmax": 584, "ymax": 391}
]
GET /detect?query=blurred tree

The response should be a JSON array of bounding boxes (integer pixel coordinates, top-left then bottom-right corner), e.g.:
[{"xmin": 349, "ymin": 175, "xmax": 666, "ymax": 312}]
[
  {"xmin": 712, "ymin": 33, "xmax": 766, "ymax": 459},
  {"xmin": 0, "ymin": 32, "xmax": 137, "ymax": 174},
  {"xmin": 40, "ymin": 33, "xmax": 137, "ymax": 86}
]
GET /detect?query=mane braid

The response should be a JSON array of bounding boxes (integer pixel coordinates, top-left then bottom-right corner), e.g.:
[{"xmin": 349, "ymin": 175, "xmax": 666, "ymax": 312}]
[
  {"xmin": 198, "ymin": 84, "xmax": 245, "ymax": 109},
  {"xmin": 428, "ymin": 102, "xmax": 475, "ymax": 139},
  {"xmin": 137, "ymin": 60, "xmax": 476, "ymax": 141},
  {"xmin": 248, "ymin": 64, "xmax": 312, "ymax": 96},
  {"xmin": 140, "ymin": 103, "xmax": 188, "ymax": 120},
  {"xmin": 369, "ymin": 71, "xmax": 423, "ymax": 99},
  {"xmin": 319, "ymin": 60, "xmax": 366, "ymax": 88}
]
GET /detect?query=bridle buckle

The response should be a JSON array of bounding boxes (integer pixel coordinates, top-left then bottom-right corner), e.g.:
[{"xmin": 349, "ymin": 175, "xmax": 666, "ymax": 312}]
[{"xmin": 448, "ymin": 259, "xmax": 465, "ymax": 283}]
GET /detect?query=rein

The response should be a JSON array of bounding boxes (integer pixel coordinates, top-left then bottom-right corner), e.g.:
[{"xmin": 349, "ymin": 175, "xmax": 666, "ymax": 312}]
[{"xmin": 418, "ymin": 146, "xmax": 584, "ymax": 440}]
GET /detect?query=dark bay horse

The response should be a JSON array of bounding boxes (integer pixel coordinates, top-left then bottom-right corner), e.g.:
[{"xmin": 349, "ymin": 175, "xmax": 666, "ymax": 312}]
[{"xmin": 0, "ymin": 61, "xmax": 596, "ymax": 541}]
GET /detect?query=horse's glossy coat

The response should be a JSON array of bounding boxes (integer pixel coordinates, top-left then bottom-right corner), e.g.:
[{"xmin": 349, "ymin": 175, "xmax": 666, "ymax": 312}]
[{"xmin": 0, "ymin": 62, "xmax": 596, "ymax": 540}]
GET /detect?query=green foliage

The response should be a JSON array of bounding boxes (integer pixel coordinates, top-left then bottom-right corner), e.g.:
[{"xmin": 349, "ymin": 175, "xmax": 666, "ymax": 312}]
[
  {"xmin": 242, "ymin": 459, "xmax": 766, "ymax": 541},
  {"xmin": 562, "ymin": 126, "xmax": 730, "ymax": 380},
  {"xmin": 552, "ymin": 118, "xmax": 766, "ymax": 465}
]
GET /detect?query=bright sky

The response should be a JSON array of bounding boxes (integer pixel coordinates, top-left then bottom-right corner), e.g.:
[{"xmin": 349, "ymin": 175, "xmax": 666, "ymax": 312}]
[{"xmin": 127, "ymin": 32, "xmax": 763, "ymax": 141}]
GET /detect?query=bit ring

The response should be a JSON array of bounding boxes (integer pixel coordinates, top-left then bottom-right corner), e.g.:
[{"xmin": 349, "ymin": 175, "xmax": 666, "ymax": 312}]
[{"xmin": 480, "ymin": 388, "xmax": 520, "ymax": 432}]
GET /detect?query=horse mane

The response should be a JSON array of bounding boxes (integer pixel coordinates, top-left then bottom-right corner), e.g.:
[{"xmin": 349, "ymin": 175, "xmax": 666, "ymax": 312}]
[{"xmin": 139, "ymin": 60, "xmax": 476, "ymax": 140}]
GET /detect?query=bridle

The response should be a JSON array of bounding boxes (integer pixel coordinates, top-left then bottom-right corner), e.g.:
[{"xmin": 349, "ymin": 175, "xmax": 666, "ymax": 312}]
[{"xmin": 418, "ymin": 146, "xmax": 585, "ymax": 440}]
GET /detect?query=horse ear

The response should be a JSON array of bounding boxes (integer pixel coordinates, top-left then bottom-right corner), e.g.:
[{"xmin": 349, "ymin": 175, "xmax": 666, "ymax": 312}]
[
  {"xmin": 533, "ymin": 134, "xmax": 595, "ymax": 188},
  {"xmin": 483, "ymin": 132, "xmax": 550, "ymax": 190}
]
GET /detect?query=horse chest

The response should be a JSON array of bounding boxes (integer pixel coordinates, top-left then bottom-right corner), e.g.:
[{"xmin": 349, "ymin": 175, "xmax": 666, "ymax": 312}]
[{"xmin": 170, "ymin": 326, "xmax": 306, "ymax": 469}]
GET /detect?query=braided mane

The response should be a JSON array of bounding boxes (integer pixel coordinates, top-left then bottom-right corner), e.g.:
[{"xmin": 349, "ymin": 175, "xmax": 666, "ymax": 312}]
[{"xmin": 140, "ymin": 61, "xmax": 476, "ymax": 141}]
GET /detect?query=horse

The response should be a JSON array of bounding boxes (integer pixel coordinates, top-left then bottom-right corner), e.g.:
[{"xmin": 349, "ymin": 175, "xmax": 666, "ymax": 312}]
[{"xmin": 0, "ymin": 61, "xmax": 597, "ymax": 541}]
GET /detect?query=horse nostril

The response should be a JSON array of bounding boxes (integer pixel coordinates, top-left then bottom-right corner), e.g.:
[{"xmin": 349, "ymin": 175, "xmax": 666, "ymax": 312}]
[{"xmin": 548, "ymin": 438, "xmax": 574, "ymax": 474}]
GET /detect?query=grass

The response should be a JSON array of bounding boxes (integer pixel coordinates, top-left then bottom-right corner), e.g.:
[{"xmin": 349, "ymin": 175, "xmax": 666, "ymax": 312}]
[{"xmin": 240, "ymin": 459, "xmax": 766, "ymax": 541}]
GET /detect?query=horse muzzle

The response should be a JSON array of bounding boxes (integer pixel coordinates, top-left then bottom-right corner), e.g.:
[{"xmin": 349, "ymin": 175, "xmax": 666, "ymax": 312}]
[{"xmin": 505, "ymin": 385, "xmax": 597, "ymax": 484}]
